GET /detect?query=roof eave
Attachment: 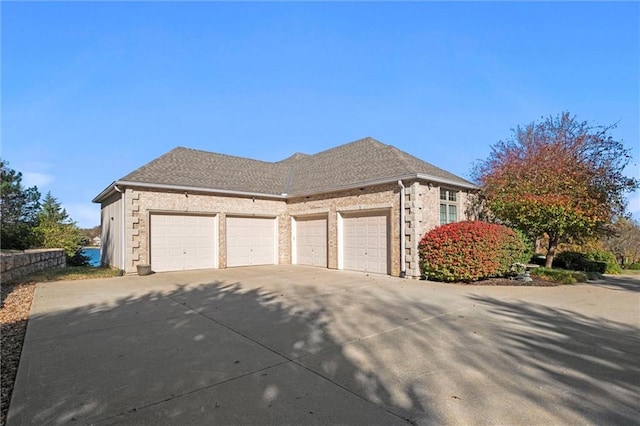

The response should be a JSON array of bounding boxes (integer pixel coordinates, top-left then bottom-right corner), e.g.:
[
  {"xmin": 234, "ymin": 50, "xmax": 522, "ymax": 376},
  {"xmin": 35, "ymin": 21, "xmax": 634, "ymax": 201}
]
[
  {"xmin": 92, "ymin": 173, "xmax": 477, "ymax": 204},
  {"xmin": 415, "ymin": 173, "xmax": 478, "ymax": 190},
  {"xmin": 287, "ymin": 174, "xmax": 477, "ymax": 198},
  {"xmin": 93, "ymin": 180, "xmax": 287, "ymax": 203},
  {"xmin": 92, "ymin": 182, "xmax": 119, "ymax": 203}
]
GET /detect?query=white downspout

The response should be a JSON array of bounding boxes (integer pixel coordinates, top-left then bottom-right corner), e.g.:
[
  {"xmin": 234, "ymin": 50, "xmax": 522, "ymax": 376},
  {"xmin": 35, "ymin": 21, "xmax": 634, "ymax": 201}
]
[
  {"xmin": 114, "ymin": 185, "xmax": 126, "ymax": 271},
  {"xmin": 398, "ymin": 180, "xmax": 406, "ymax": 278}
]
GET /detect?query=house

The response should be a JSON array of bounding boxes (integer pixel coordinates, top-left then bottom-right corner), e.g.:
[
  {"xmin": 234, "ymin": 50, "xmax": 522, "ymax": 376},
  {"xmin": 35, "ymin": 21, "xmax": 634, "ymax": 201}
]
[
  {"xmin": 92, "ymin": 236, "xmax": 101, "ymax": 246},
  {"xmin": 92, "ymin": 137, "xmax": 476, "ymax": 278}
]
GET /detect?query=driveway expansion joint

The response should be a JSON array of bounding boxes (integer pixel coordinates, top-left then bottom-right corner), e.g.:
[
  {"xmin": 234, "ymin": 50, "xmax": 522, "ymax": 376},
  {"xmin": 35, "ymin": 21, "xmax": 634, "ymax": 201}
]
[{"xmin": 93, "ymin": 360, "xmax": 292, "ymax": 425}]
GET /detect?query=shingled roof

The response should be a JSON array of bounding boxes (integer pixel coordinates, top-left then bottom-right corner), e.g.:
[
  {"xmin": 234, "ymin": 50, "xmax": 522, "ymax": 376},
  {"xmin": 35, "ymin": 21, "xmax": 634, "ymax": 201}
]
[
  {"xmin": 94, "ymin": 137, "xmax": 474, "ymax": 201},
  {"xmin": 118, "ymin": 147, "xmax": 290, "ymax": 195}
]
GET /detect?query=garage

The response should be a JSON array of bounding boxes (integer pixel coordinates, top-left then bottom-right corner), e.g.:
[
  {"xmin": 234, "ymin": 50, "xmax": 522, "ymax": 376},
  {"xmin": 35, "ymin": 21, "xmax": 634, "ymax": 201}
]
[
  {"xmin": 226, "ymin": 216, "xmax": 277, "ymax": 267},
  {"xmin": 150, "ymin": 214, "xmax": 218, "ymax": 272},
  {"xmin": 342, "ymin": 211, "xmax": 389, "ymax": 274},
  {"xmin": 294, "ymin": 216, "xmax": 327, "ymax": 267}
]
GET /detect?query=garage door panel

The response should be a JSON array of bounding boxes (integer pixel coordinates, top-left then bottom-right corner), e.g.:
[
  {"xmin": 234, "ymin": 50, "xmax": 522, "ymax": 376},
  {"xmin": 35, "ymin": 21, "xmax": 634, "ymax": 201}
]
[
  {"xmin": 343, "ymin": 213, "xmax": 388, "ymax": 275},
  {"xmin": 296, "ymin": 217, "xmax": 327, "ymax": 267},
  {"xmin": 227, "ymin": 217, "xmax": 276, "ymax": 267},
  {"xmin": 151, "ymin": 214, "xmax": 217, "ymax": 273}
]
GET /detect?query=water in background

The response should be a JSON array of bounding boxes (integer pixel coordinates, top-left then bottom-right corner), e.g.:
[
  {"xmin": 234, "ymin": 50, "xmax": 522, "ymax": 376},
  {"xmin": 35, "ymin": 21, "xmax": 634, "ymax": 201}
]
[{"xmin": 81, "ymin": 247, "xmax": 101, "ymax": 267}]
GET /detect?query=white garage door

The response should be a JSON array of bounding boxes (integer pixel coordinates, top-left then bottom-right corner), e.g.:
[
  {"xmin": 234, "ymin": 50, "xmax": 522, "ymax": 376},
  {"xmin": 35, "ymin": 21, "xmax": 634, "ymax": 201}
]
[
  {"xmin": 295, "ymin": 216, "xmax": 327, "ymax": 267},
  {"xmin": 150, "ymin": 214, "xmax": 217, "ymax": 272},
  {"xmin": 343, "ymin": 212, "xmax": 388, "ymax": 274},
  {"xmin": 226, "ymin": 216, "xmax": 277, "ymax": 267}
]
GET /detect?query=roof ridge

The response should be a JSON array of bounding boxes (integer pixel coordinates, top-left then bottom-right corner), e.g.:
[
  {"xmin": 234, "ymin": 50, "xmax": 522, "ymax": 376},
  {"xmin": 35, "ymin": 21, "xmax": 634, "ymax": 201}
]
[
  {"xmin": 385, "ymin": 144, "xmax": 415, "ymax": 175},
  {"xmin": 307, "ymin": 136, "xmax": 380, "ymax": 157},
  {"xmin": 282, "ymin": 164, "xmax": 295, "ymax": 195},
  {"xmin": 278, "ymin": 152, "xmax": 309, "ymax": 163}
]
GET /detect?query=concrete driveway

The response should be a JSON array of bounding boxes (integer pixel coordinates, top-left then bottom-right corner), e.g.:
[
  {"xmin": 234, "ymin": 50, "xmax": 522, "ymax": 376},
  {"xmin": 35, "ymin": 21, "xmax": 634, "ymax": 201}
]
[{"xmin": 7, "ymin": 266, "xmax": 640, "ymax": 425}]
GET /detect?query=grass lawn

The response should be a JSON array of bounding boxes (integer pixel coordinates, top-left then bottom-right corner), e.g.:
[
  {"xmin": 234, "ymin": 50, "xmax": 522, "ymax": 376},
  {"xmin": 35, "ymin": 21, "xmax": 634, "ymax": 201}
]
[
  {"xmin": 11, "ymin": 266, "xmax": 122, "ymax": 284},
  {"xmin": 530, "ymin": 267, "xmax": 591, "ymax": 284}
]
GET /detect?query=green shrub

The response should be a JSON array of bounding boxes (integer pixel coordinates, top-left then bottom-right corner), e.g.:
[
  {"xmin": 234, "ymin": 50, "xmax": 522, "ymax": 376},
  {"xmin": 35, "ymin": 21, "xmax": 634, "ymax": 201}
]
[
  {"xmin": 625, "ymin": 263, "xmax": 640, "ymax": 270},
  {"xmin": 585, "ymin": 250, "xmax": 622, "ymax": 274},
  {"xmin": 418, "ymin": 221, "xmax": 530, "ymax": 282},
  {"xmin": 513, "ymin": 229, "xmax": 534, "ymax": 264},
  {"xmin": 67, "ymin": 250, "xmax": 91, "ymax": 267},
  {"xmin": 529, "ymin": 253, "xmax": 547, "ymax": 266},
  {"xmin": 531, "ymin": 267, "xmax": 588, "ymax": 284},
  {"xmin": 554, "ymin": 250, "xmax": 621, "ymax": 274},
  {"xmin": 554, "ymin": 251, "xmax": 586, "ymax": 270},
  {"xmin": 588, "ymin": 261, "xmax": 608, "ymax": 274}
]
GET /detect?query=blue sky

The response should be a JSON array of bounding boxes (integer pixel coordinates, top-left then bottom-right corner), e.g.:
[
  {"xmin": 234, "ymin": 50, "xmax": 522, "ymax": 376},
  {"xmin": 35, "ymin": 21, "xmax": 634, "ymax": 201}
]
[{"xmin": 2, "ymin": 1, "xmax": 639, "ymax": 228}]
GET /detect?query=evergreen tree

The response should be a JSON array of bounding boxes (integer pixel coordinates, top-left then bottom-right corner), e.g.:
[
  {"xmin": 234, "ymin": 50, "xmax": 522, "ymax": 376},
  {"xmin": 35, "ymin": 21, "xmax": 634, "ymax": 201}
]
[
  {"xmin": 35, "ymin": 192, "xmax": 89, "ymax": 266},
  {"xmin": 0, "ymin": 159, "xmax": 41, "ymax": 249}
]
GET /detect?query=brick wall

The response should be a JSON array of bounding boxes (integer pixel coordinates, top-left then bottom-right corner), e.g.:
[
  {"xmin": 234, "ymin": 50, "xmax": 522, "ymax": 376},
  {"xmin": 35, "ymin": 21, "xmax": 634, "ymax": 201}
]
[
  {"xmin": 1, "ymin": 249, "xmax": 66, "ymax": 283},
  {"xmin": 405, "ymin": 182, "xmax": 475, "ymax": 278},
  {"xmin": 118, "ymin": 182, "xmax": 473, "ymax": 278},
  {"xmin": 287, "ymin": 182, "xmax": 401, "ymax": 276},
  {"xmin": 127, "ymin": 187, "xmax": 287, "ymax": 274}
]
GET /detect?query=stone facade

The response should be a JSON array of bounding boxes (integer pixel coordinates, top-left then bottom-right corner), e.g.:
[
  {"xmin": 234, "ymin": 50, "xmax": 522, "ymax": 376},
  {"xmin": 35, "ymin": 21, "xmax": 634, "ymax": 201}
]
[
  {"xmin": 109, "ymin": 181, "xmax": 473, "ymax": 278},
  {"xmin": 1, "ymin": 249, "xmax": 66, "ymax": 284}
]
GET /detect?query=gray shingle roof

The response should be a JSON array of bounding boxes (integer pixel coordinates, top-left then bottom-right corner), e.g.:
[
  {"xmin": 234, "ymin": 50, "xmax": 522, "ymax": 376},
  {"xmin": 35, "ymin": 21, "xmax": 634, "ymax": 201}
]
[
  {"xmin": 280, "ymin": 137, "xmax": 474, "ymax": 194},
  {"xmin": 111, "ymin": 137, "xmax": 474, "ymax": 198},
  {"xmin": 120, "ymin": 148, "xmax": 290, "ymax": 195}
]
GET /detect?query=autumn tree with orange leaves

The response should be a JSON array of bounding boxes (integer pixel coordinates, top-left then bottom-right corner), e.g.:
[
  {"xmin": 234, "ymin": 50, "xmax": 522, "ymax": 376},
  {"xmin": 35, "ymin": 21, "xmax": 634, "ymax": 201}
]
[{"xmin": 474, "ymin": 112, "xmax": 638, "ymax": 268}]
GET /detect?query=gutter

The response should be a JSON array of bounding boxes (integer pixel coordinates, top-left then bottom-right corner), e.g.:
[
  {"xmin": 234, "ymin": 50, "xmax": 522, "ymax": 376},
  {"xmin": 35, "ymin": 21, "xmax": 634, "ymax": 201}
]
[
  {"xmin": 288, "ymin": 173, "xmax": 477, "ymax": 199},
  {"xmin": 415, "ymin": 174, "xmax": 477, "ymax": 190},
  {"xmin": 93, "ymin": 181, "xmax": 287, "ymax": 204},
  {"xmin": 398, "ymin": 180, "xmax": 406, "ymax": 278}
]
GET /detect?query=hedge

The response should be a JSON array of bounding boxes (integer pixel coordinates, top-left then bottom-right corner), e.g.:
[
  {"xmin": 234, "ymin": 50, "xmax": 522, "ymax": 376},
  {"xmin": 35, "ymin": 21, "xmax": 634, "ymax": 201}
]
[
  {"xmin": 418, "ymin": 221, "xmax": 530, "ymax": 282},
  {"xmin": 554, "ymin": 250, "xmax": 621, "ymax": 274}
]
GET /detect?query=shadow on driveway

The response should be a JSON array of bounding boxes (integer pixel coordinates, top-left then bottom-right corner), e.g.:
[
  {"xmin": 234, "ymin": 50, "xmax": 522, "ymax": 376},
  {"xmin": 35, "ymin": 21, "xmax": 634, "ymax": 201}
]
[
  {"xmin": 465, "ymin": 294, "xmax": 639, "ymax": 425},
  {"xmin": 586, "ymin": 274, "xmax": 640, "ymax": 292},
  {"xmin": 7, "ymin": 280, "xmax": 424, "ymax": 425},
  {"xmin": 6, "ymin": 270, "xmax": 640, "ymax": 425}
]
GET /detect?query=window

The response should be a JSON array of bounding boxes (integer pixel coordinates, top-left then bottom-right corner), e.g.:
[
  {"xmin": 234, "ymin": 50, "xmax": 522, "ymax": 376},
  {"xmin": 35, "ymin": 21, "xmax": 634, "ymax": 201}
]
[{"xmin": 440, "ymin": 189, "xmax": 458, "ymax": 225}]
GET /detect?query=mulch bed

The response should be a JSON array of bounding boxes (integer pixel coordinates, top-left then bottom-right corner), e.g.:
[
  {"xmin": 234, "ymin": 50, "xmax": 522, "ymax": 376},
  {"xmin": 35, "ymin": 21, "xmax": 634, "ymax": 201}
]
[{"xmin": 1, "ymin": 282, "xmax": 36, "ymax": 426}]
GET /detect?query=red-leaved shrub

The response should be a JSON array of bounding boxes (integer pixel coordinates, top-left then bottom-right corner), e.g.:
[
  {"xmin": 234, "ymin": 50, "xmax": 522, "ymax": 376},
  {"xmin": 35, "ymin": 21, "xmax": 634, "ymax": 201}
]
[{"xmin": 418, "ymin": 221, "xmax": 530, "ymax": 282}]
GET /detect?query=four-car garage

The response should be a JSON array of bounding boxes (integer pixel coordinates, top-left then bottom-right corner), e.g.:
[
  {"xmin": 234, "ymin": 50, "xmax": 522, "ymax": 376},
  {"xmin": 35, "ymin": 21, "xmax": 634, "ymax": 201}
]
[{"xmin": 149, "ymin": 210, "xmax": 390, "ymax": 275}]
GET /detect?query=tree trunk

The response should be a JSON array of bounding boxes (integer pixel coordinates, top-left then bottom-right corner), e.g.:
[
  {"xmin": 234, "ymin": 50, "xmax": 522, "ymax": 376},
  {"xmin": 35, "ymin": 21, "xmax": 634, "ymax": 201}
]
[
  {"xmin": 545, "ymin": 235, "xmax": 559, "ymax": 268},
  {"xmin": 534, "ymin": 237, "xmax": 542, "ymax": 254}
]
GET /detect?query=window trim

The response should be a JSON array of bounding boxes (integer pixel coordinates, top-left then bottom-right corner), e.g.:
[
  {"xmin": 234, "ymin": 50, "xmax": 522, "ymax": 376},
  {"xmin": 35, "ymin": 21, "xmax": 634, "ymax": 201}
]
[{"xmin": 439, "ymin": 188, "xmax": 459, "ymax": 225}]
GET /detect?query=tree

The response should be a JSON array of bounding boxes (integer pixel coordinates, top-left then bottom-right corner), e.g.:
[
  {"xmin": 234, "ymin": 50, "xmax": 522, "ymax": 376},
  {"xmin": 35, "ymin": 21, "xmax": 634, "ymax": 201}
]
[
  {"xmin": 80, "ymin": 225, "xmax": 101, "ymax": 241},
  {"xmin": 473, "ymin": 112, "xmax": 638, "ymax": 268},
  {"xmin": 1, "ymin": 159, "xmax": 41, "ymax": 249},
  {"xmin": 34, "ymin": 192, "xmax": 89, "ymax": 266},
  {"xmin": 604, "ymin": 217, "xmax": 640, "ymax": 266}
]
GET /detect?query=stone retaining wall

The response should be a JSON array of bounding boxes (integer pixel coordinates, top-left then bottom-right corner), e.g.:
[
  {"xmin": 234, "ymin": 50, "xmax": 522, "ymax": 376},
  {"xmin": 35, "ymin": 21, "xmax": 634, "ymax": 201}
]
[{"xmin": 1, "ymin": 249, "xmax": 66, "ymax": 284}]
